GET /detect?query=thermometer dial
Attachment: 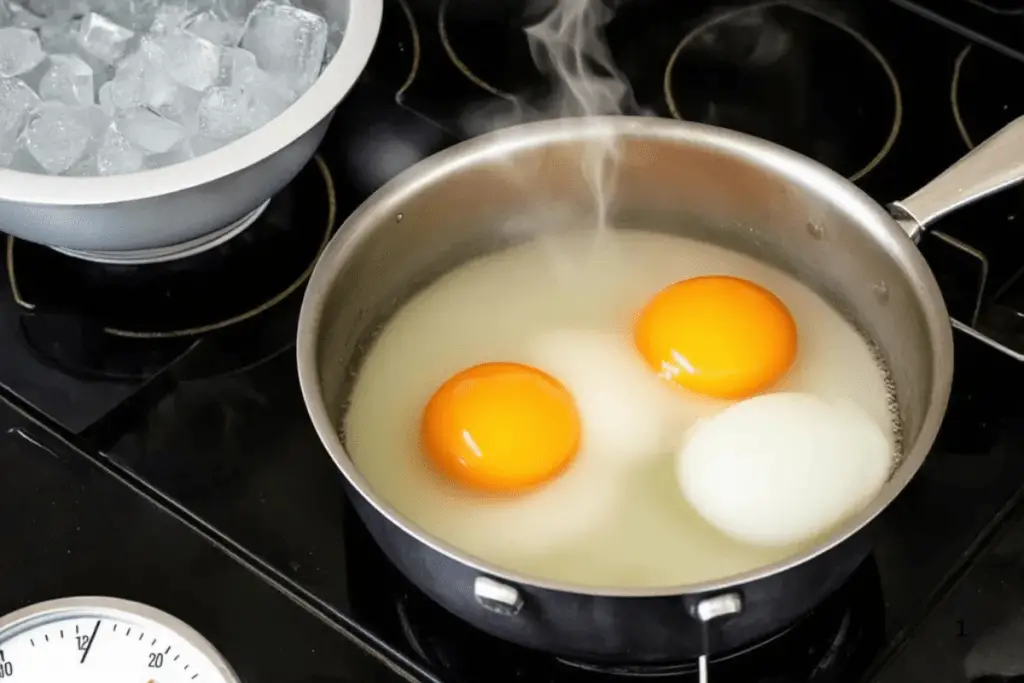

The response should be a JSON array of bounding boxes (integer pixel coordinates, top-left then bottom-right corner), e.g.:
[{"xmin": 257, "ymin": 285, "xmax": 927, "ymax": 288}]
[{"xmin": 0, "ymin": 597, "xmax": 241, "ymax": 683}]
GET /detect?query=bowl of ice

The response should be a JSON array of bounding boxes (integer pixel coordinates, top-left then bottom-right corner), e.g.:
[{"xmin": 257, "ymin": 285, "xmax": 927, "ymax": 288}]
[{"xmin": 0, "ymin": 0, "xmax": 381, "ymax": 259}]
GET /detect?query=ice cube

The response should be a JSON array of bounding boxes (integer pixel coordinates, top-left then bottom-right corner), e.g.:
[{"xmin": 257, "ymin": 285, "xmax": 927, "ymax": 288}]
[
  {"xmin": 0, "ymin": 28, "xmax": 46, "ymax": 77},
  {"xmin": 244, "ymin": 83, "xmax": 292, "ymax": 126},
  {"xmin": 218, "ymin": 45, "xmax": 262, "ymax": 89},
  {"xmin": 25, "ymin": 0, "xmax": 81, "ymax": 21},
  {"xmin": 76, "ymin": 99, "xmax": 110, "ymax": 136},
  {"xmin": 196, "ymin": 85, "xmax": 252, "ymax": 139},
  {"xmin": 39, "ymin": 53, "xmax": 94, "ymax": 106},
  {"xmin": 188, "ymin": 133, "xmax": 226, "ymax": 156},
  {"xmin": 323, "ymin": 24, "xmax": 344, "ymax": 65},
  {"xmin": 97, "ymin": 80, "xmax": 113, "ymax": 115},
  {"xmin": 299, "ymin": 0, "xmax": 347, "ymax": 66},
  {"xmin": 154, "ymin": 84, "xmax": 201, "ymax": 128},
  {"xmin": 5, "ymin": 3, "xmax": 44, "ymax": 29},
  {"xmin": 0, "ymin": 142, "xmax": 16, "ymax": 168},
  {"xmin": 38, "ymin": 20, "xmax": 79, "ymax": 53},
  {"xmin": 107, "ymin": 41, "xmax": 192, "ymax": 121},
  {"xmin": 77, "ymin": 13, "xmax": 135, "ymax": 64},
  {"xmin": 150, "ymin": 0, "xmax": 212, "ymax": 35},
  {"xmin": 38, "ymin": 19, "xmax": 113, "ymax": 84},
  {"xmin": 242, "ymin": 0, "xmax": 327, "ymax": 93},
  {"xmin": 87, "ymin": 0, "xmax": 160, "ymax": 32},
  {"xmin": 96, "ymin": 125, "xmax": 144, "ymax": 175},
  {"xmin": 107, "ymin": 48, "xmax": 157, "ymax": 109},
  {"xmin": 109, "ymin": 46, "xmax": 156, "ymax": 107},
  {"xmin": 214, "ymin": 0, "xmax": 254, "ymax": 21},
  {"xmin": 218, "ymin": 46, "xmax": 256, "ymax": 86},
  {"xmin": 56, "ymin": 102, "xmax": 109, "ymax": 174},
  {"xmin": 0, "ymin": 77, "xmax": 40, "ymax": 134},
  {"xmin": 64, "ymin": 153, "xmax": 97, "ymax": 175},
  {"xmin": 21, "ymin": 102, "xmax": 95, "ymax": 174},
  {"xmin": 185, "ymin": 10, "xmax": 244, "ymax": 46},
  {"xmin": 144, "ymin": 138, "xmax": 194, "ymax": 169},
  {"xmin": 157, "ymin": 30, "xmax": 221, "ymax": 92},
  {"xmin": 115, "ymin": 107, "xmax": 185, "ymax": 154},
  {"xmin": 5, "ymin": 146, "xmax": 43, "ymax": 171},
  {"xmin": 236, "ymin": 65, "xmax": 294, "ymax": 125},
  {"xmin": 0, "ymin": 77, "xmax": 40, "ymax": 165},
  {"xmin": 150, "ymin": 4, "xmax": 191, "ymax": 34}
]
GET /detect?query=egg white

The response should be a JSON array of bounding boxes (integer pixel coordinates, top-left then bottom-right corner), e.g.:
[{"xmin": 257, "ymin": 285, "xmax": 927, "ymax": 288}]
[
  {"xmin": 677, "ymin": 392, "xmax": 891, "ymax": 547},
  {"xmin": 344, "ymin": 229, "xmax": 897, "ymax": 588},
  {"xmin": 526, "ymin": 329, "xmax": 693, "ymax": 468}
]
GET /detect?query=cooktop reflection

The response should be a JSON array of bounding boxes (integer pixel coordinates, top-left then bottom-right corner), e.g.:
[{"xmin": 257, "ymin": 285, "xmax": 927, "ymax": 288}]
[{"xmin": 2, "ymin": 2, "xmax": 1024, "ymax": 683}]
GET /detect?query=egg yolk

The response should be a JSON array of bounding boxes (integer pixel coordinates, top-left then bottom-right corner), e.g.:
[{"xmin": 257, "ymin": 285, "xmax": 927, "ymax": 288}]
[
  {"xmin": 634, "ymin": 275, "xmax": 797, "ymax": 399},
  {"xmin": 420, "ymin": 362, "xmax": 581, "ymax": 493}
]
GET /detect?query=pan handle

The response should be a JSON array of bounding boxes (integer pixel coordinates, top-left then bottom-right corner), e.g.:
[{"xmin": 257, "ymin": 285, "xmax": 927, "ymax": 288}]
[{"xmin": 889, "ymin": 115, "xmax": 1024, "ymax": 242}]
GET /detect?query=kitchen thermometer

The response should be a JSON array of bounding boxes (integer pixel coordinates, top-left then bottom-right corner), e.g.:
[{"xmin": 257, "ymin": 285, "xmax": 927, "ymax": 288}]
[{"xmin": 0, "ymin": 596, "xmax": 241, "ymax": 682}]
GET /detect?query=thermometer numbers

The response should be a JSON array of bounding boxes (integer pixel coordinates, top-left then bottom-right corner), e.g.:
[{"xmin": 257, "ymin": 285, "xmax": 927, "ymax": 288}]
[
  {"xmin": 0, "ymin": 616, "xmax": 212, "ymax": 681},
  {"xmin": 0, "ymin": 650, "xmax": 13, "ymax": 678},
  {"xmin": 0, "ymin": 598, "xmax": 239, "ymax": 683}
]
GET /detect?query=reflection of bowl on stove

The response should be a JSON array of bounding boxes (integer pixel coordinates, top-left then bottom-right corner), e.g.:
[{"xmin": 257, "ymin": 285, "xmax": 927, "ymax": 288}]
[{"xmin": 0, "ymin": 0, "xmax": 381, "ymax": 259}]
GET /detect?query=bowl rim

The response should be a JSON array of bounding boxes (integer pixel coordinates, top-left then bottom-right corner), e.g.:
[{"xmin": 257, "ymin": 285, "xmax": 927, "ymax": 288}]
[
  {"xmin": 297, "ymin": 116, "xmax": 955, "ymax": 598},
  {"xmin": 0, "ymin": 0, "xmax": 383, "ymax": 206}
]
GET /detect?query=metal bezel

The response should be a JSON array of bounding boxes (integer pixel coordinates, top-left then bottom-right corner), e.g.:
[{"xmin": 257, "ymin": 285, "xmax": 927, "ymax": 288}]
[{"xmin": 0, "ymin": 596, "xmax": 241, "ymax": 683}]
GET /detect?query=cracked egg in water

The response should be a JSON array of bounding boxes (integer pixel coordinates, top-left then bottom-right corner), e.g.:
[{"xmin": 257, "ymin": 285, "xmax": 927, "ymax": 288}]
[{"xmin": 343, "ymin": 229, "xmax": 898, "ymax": 588}]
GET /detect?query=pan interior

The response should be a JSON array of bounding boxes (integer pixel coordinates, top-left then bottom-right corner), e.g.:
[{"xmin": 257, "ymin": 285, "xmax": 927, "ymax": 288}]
[{"xmin": 309, "ymin": 124, "xmax": 944, "ymax": 593}]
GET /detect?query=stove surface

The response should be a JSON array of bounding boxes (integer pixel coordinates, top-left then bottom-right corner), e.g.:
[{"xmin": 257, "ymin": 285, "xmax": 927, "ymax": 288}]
[
  {"xmin": 0, "ymin": 397, "xmax": 419, "ymax": 683},
  {"xmin": 2, "ymin": 1, "xmax": 1024, "ymax": 682}
]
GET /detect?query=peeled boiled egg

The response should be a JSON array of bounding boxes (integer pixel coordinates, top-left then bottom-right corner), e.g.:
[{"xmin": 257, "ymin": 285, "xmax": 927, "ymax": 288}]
[
  {"xmin": 634, "ymin": 275, "xmax": 798, "ymax": 399},
  {"xmin": 420, "ymin": 362, "xmax": 581, "ymax": 492},
  {"xmin": 676, "ymin": 392, "xmax": 891, "ymax": 547},
  {"xmin": 528, "ymin": 329, "xmax": 692, "ymax": 466}
]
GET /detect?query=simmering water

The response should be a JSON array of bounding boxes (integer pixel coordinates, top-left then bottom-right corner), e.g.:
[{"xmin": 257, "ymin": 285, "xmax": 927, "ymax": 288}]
[{"xmin": 344, "ymin": 229, "xmax": 898, "ymax": 588}]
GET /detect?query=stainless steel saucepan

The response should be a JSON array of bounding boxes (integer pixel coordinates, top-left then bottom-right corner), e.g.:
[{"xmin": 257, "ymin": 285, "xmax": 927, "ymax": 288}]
[{"xmin": 298, "ymin": 115, "xmax": 1024, "ymax": 662}]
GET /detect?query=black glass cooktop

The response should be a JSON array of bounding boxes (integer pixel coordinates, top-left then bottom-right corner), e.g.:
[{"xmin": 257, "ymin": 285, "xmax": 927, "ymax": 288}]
[
  {"xmin": 2, "ymin": 1, "xmax": 1024, "ymax": 682},
  {"xmin": 892, "ymin": 0, "xmax": 1024, "ymax": 62},
  {"xmin": 0, "ymin": 397, "xmax": 420, "ymax": 683}
]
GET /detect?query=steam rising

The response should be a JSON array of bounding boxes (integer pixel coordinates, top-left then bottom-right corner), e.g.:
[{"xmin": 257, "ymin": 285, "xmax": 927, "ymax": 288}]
[
  {"xmin": 458, "ymin": 0, "xmax": 637, "ymax": 238},
  {"xmin": 524, "ymin": 0, "xmax": 641, "ymax": 234},
  {"xmin": 499, "ymin": 1, "xmax": 814, "ymax": 237},
  {"xmin": 524, "ymin": 0, "xmax": 634, "ymax": 118}
]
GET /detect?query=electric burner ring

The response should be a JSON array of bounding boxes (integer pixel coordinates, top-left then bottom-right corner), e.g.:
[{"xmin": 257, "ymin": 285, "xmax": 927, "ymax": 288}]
[
  {"xmin": 395, "ymin": 0, "xmax": 422, "ymax": 101},
  {"xmin": 49, "ymin": 200, "xmax": 273, "ymax": 266},
  {"xmin": 438, "ymin": 0, "xmax": 516, "ymax": 101},
  {"xmin": 663, "ymin": 0, "xmax": 902, "ymax": 183},
  {"xmin": 6, "ymin": 155, "xmax": 336, "ymax": 340},
  {"xmin": 952, "ymin": 44, "xmax": 988, "ymax": 150}
]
